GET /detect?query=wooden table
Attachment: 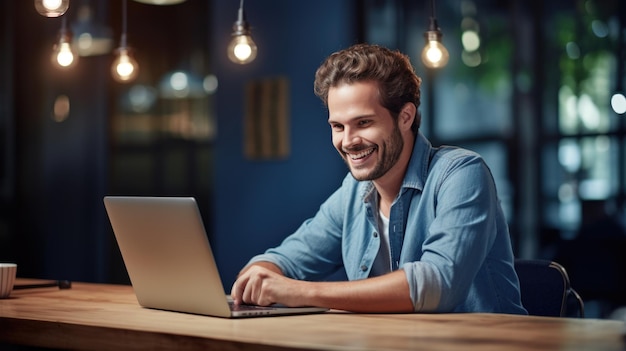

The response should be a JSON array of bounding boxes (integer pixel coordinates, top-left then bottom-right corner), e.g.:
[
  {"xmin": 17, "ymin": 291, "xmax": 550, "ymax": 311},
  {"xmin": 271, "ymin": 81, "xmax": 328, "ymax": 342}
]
[{"xmin": 0, "ymin": 279, "xmax": 624, "ymax": 351}]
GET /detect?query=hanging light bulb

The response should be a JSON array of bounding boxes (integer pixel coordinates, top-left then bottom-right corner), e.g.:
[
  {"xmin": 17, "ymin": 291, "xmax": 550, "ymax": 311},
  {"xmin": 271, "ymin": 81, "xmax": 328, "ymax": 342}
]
[
  {"xmin": 111, "ymin": 0, "xmax": 139, "ymax": 83},
  {"xmin": 34, "ymin": 0, "xmax": 70, "ymax": 17},
  {"xmin": 227, "ymin": 0, "xmax": 257, "ymax": 65},
  {"xmin": 53, "ymin": 40, "xmax": 76, "ymax": 68},
  {"xmin": 421, "ymin": 31, "xmax": 449, "ymax": 69},
  {"xmin": 52, "ymin": 16, "xmax": 78, "ymax": 69},
  {"xmin": 112, "ymin": 47, "xmax": 139, "ymax": 82},
  {"xmin": 421, "ymin": 0, "xmax": 449, "ymax": 69}
]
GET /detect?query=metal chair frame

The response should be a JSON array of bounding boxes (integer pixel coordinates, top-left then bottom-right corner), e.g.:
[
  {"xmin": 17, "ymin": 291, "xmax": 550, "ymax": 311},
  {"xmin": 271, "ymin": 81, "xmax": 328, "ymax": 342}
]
[{"xmin": 514, "ymin": 259, "xmax": 585, "ymax": 318}]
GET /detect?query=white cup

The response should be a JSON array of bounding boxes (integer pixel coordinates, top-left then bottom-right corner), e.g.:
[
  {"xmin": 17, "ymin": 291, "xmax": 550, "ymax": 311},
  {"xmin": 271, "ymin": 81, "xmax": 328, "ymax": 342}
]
[{"xmin": 0, "ymin": 263, "xmax": 17, "ymax": 298}]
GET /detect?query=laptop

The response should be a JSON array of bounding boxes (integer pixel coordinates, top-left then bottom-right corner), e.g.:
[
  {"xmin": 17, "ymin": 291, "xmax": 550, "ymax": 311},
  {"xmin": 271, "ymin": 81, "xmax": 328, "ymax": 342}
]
[{"xmin": 103, "ymin": 196, "xmax": 328, "ymax": 318}]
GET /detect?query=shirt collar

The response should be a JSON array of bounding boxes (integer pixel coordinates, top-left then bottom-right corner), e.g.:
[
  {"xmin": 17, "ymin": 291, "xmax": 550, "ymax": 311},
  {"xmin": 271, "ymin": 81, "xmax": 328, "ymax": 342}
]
[{"xmin": 401, "ymin": 131, "xmax": 432, "ymax": 192}]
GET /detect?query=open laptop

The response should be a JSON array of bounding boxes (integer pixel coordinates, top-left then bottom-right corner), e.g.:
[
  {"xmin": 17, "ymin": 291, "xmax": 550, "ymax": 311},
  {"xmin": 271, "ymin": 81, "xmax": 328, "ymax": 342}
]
[{"xmin": 103, "ymin": 196, "xmax": 328, "ymax": 318}]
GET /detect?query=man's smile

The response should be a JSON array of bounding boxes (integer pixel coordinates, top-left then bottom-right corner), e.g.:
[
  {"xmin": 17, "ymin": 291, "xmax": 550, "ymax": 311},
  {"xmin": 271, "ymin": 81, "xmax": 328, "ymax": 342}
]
[{"xmin": 345, "ymin": 147, "xmax": 376, "ymax": 161}]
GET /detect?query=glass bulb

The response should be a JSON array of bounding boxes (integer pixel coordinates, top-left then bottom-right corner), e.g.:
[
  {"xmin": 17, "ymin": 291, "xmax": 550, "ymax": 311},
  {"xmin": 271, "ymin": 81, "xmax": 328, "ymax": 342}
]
[
  {"xmin": 52, "ymin": 35, "xmax": 77, "ymax": 68},
  {"xmin": 54, "ymin": 42, "xmax": 75, "ymax": 67},
  {"xmin": 421, "ymin": 31, "xmax": 449, "ymax": 69},
  {"xmin": 34, "ymin": 0, "xmax": 70, "ymax": 17},
  {"xmin": 227, "ymin": 35, "xmax": 257, "ymax": 64},
  {"xmin": 111, "ymin": 47, "xmax": 139, "ymax": 83}
]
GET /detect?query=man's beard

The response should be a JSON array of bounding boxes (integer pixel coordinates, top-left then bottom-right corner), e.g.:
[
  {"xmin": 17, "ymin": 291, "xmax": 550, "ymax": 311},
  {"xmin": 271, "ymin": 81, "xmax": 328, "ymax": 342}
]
[{"xmin": 343, "ymin": 123, "xmax": 404, "ymax": 181}]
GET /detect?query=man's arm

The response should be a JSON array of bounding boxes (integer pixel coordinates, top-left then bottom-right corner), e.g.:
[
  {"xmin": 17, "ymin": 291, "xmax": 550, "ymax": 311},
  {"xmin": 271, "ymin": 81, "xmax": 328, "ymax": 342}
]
[{"xmin": 231, "ymin": 263, "xmax": 414, "ymax": 312}]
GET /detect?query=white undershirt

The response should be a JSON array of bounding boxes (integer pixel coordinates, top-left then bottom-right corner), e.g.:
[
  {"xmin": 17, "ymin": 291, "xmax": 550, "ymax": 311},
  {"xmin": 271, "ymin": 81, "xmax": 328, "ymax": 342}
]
[
  {"xmin": 370, "ymin": 210, "xmax": 392, "ymax": 276},
  {"xmin": 369, "ymin": 207, "xmax": 442, "ymax": 311}
]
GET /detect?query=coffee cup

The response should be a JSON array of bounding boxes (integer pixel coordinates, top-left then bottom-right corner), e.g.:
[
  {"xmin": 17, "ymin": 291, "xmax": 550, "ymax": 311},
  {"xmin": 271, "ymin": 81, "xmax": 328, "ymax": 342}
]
[{"xmin": 0, "ymin": 263, "xmax": 17, "ymax": 298}]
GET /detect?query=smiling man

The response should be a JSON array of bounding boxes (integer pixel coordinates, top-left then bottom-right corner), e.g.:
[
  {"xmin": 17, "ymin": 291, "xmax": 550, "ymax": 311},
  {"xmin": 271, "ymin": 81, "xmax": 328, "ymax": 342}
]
[{"xmin": 231, "ymin": 44, "xmax": 527, "ymax": 314}]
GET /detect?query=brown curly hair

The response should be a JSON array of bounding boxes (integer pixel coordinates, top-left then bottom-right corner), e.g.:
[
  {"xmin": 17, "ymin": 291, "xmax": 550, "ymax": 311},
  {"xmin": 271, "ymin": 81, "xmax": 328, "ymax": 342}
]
[{"xmin": 313, "ymin": 43, "xmax": 422, "ymax": 134}]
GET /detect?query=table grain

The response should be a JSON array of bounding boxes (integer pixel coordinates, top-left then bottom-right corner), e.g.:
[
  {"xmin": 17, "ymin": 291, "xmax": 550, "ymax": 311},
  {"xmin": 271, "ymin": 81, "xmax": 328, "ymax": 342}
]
[{"xmin": 1, "ymin": 279, "xmax": 624, "ymax": 351}]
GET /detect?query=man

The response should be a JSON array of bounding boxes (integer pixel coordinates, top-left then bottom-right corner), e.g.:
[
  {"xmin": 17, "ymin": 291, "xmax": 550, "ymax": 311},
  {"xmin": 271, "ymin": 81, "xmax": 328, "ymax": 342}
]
[{"xmin": 231, "ymin": 43, "xmax": 527, "ymax": 314}]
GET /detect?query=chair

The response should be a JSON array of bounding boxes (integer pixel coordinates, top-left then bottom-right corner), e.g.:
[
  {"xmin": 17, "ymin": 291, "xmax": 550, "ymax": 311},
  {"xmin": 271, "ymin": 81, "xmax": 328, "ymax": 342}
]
[{"xmin": 514, "ymin": 259, "xmax": 585, "ymax": 318}]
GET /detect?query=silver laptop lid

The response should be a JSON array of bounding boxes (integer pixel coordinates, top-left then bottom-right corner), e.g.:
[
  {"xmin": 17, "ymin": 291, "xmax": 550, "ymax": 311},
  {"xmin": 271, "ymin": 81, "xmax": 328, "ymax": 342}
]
[{"xmin": 104, "ymin": 196, "xmax": 232, "ymax": 317}]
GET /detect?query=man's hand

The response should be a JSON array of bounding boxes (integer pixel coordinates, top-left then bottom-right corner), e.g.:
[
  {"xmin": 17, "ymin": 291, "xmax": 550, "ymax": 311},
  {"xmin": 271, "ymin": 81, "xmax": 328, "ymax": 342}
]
[
  {"xmin": 231, "ymin": 263, "xmax": 414, "ymax": 312},
  {"xmin": 230, "ymin": 264, "xmax": 309, "ymax": 307}
]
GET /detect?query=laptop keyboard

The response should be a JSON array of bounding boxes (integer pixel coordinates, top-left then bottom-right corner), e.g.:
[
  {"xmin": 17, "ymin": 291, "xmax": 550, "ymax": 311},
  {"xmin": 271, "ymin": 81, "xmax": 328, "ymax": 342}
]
[{"xmin": 229, "ymin": 302, "xmax": 275, "ymax": 311}]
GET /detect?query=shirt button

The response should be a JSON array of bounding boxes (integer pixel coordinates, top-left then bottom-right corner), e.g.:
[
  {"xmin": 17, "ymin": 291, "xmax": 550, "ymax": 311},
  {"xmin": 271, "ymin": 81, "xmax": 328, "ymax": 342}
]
[
  {"xmin": 360, "ymin": 265, "xmax": 368, "ymax": 272},
  {"xmin": 373, "ymin": 232, "xmax": 378, "ymax": 238}
]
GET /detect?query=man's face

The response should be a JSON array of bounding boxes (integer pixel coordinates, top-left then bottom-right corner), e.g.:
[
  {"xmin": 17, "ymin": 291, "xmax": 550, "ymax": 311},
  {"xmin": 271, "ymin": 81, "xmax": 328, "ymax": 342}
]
[{"xmin": 327, "ymin": 81, "xmax": 404, "ymax": 181}]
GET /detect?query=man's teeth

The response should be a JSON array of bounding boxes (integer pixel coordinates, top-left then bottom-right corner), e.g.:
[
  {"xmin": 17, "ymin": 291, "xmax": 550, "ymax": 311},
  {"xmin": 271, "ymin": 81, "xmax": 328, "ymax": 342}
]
[{"xmin": 349, "ymin": 148, "xmax": 375, "ymax": 160}]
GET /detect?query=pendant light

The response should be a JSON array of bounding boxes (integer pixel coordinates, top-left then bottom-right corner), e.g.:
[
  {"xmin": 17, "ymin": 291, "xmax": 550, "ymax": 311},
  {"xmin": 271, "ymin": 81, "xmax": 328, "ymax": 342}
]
[
  {"xmin": 111, "ymin": 0, "xmax": 139, "ymax": 83},
  {"xmin": 227, "ymin": 0, "xmax": 257, "ymax": 65},
  {"xmin": 421, "ymin": 0, "xmax": 449, "ymax": 69},
  {"xmin": 52, "ymin": 15, "xmax": 78, "ymax": 69},
  {"xmin": 34, "ymin": 0, "xmax": 70, "ymax": 17}
]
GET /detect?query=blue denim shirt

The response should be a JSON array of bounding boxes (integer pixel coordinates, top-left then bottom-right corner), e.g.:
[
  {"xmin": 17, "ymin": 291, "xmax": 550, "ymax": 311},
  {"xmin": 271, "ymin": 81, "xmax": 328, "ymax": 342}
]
[{"xmin": 249, "ymin": 132, "xmax": 527, "ymax": 314}]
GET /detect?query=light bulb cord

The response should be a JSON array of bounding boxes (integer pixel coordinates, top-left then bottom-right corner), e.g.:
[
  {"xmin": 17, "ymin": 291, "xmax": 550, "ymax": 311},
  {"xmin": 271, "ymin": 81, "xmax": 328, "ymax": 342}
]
[
  {"xmin": 121, "ymin": 0, "xmax": 128, "ymax": 47},
  {"xmin": 233, "ymin": 0, "xmax": 250, "ymax": 35},
  {"xmin": 60, "ymin": 15, "xmax": 68, "ymax": 36},
  {"xmin": 237, "ymin": 0, "xmax": 246, "ymax": 24},
  {"xmin": 428, "ymin": 0, "xmax": 440, "ymax": 32}
]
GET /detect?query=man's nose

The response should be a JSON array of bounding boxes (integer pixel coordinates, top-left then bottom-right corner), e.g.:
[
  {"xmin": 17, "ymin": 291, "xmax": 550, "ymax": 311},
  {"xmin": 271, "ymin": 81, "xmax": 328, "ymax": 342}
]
[{"xmin": 342, "ymin": 127, "xmax": 361, "ymax": 149}]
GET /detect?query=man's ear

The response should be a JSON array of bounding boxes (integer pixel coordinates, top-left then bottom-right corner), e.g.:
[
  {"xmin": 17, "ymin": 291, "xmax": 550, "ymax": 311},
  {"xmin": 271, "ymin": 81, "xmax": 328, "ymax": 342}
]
[{"xmin": 399, "ymin": 103, "xmax": 416, "ymax": 131}]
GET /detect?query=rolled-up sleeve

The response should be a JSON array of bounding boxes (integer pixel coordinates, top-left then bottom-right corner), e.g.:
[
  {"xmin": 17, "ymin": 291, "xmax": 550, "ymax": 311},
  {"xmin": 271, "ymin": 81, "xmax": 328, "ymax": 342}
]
[{"xmin": 402, "ymin": 261, "xmax": 442, "ymax": 311}]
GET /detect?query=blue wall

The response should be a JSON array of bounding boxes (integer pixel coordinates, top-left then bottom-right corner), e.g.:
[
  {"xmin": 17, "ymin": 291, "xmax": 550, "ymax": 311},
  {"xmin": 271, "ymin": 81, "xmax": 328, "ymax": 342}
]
[{"xmin": 209, "ymin": 0, "xmax": 358, "ymax": 288}]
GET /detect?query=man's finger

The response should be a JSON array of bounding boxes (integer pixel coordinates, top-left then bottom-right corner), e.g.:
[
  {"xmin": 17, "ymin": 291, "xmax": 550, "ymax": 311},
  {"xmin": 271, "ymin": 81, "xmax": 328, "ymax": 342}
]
[{"xmin": 230, "ymin": 273, "xmax": 249, "ymax": 305}]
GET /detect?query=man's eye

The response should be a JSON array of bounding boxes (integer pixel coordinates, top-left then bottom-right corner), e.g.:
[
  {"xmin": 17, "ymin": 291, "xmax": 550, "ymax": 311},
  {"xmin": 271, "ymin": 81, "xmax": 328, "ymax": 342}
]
[
  {"xmin": 332, "ymin": 124, "xmax": 344, "ymax": 131},
  {"xmin": 358, "ymin": 120, "xmax": 371, "ymax": 126}
]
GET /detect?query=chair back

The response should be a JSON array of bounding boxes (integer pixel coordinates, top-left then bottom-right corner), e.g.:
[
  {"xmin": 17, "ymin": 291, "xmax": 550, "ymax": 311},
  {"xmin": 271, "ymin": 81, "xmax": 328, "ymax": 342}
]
[{"xmin": 514, "ymin": 259, "xmax": 584, "ymax": 317}]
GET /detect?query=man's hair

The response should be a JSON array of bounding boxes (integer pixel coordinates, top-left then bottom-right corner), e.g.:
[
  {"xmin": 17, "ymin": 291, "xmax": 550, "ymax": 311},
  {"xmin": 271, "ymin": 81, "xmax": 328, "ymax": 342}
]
[{"xmin": 313, "ymin": 43, "xmax": 422, "ymax": 134}]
